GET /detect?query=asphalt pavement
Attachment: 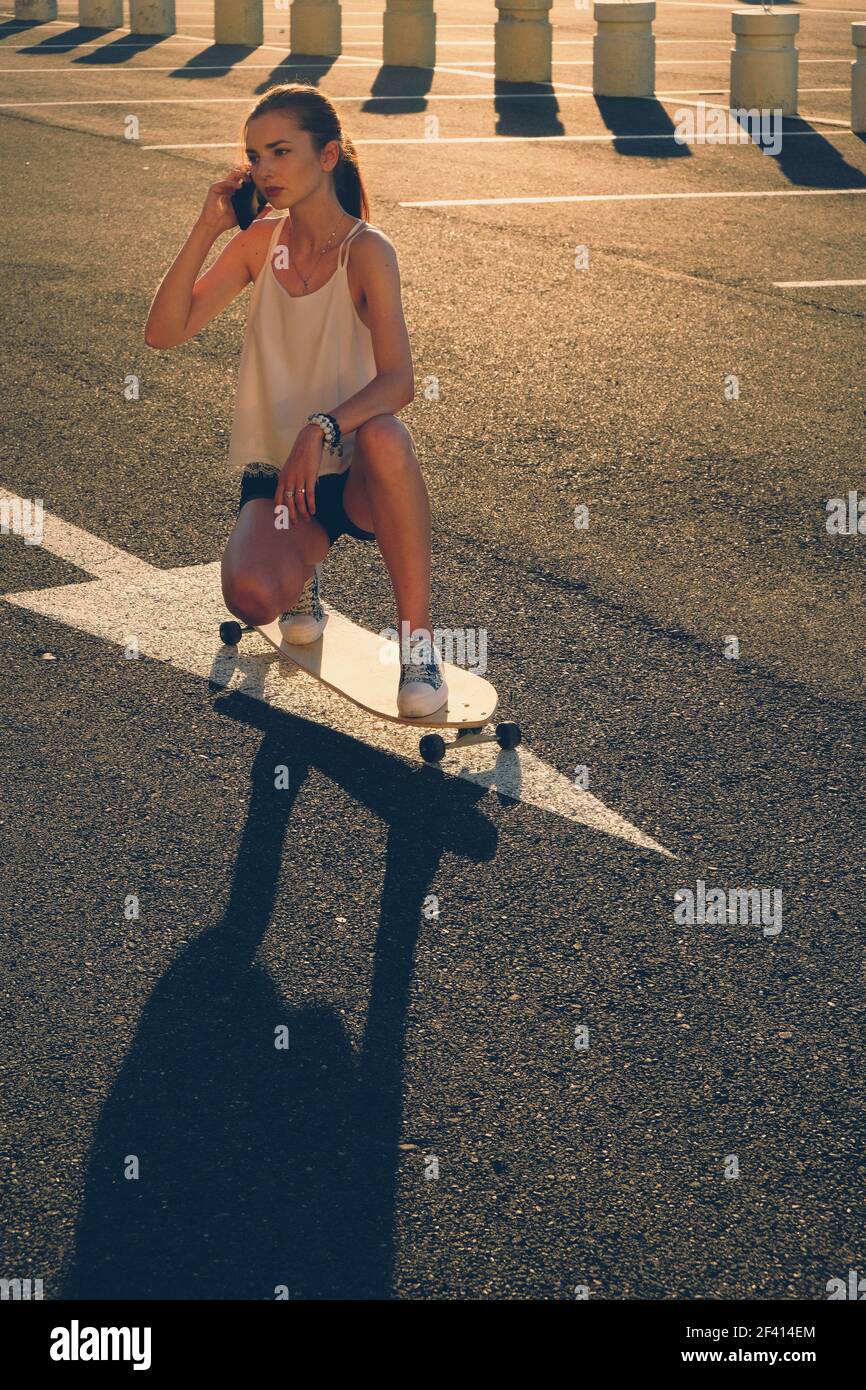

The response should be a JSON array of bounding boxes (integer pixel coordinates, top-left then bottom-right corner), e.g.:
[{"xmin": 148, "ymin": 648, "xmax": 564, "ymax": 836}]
[{"xmin": 0, "ymin": 0, "xmax": 864, "ymax": 1301}]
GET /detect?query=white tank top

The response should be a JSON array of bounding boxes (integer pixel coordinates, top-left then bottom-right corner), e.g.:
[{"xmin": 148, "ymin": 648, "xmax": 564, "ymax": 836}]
[{"xmin": 227, "ymin": 212, "xmax": 377, "ymax": 477}]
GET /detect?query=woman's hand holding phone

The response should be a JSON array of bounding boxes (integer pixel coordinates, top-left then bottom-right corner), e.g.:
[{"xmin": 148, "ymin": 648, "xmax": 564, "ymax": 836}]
[{"xmin": 198, "ymin": 168, "xmax": 269, "ymax": 236}]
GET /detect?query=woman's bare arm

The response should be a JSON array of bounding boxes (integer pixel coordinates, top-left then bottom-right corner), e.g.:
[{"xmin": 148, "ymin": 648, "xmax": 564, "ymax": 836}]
[
  {"xmin": 144, "ymin": 223, "xmax": 254, "ymax": 350},
  {"xmin": 144, "ymin": 166, "xmax": 261, "ymax": 350},
  {"xmin": 326, "ymin": 229, "xmax": 415, "ymax": 430},
  {"xmin": 144, "ymin": 220, "xmax": 223, "ymax": 349}
]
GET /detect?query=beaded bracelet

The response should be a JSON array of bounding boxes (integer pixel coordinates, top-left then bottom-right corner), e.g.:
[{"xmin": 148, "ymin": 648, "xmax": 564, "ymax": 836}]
[{"xmin": 307, "ymin": 411, "xmax": 343, "ymax": 458}]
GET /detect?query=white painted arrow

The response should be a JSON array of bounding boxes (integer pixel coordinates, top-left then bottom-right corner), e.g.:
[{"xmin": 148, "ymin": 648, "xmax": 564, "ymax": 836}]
[{"xmin": 1, "ymin": 489, "xmax": 673, "ymax": 857}]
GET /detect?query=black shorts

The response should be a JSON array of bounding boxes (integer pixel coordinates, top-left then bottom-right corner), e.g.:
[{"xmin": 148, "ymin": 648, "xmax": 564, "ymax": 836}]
[{"xmin": 236, "ymin": 463, "xmax": 376, "ymax": 545}]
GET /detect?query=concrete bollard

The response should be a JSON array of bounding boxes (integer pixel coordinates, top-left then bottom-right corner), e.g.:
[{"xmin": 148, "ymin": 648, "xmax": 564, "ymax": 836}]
[
  {"xmin": 214, "ymin": 0, "xmax": 263, "ymax": 46},
  {"xmin": 593, "ymin": 2, "xmax": 656, "ymax": 99},
  {"xmin": 129, "ymin": 0, "xmax": 176, "ymax": 38},
  {"xmin": 290, "ymin": 0, "xmax": 341, "ymax": 56},
  {"xmin": 14, "ymin": 0, "xmax": 57, "ymax": 18},
  {"xmin": 80, "ymin": 1, "xmax": 123, "ymax": 24},
  {"xmin": 384, "ymin": 0, "xmax": 436, "ymax": 69},
  {"xmin": 730, "ymin": 9, "xmax": 799, "ymax": 117},
  {"xmin": 494, "ymin": 0, "xmax": 553, "ymax": 85},
  {"xmin": 852, "ymin": 23, "xmax": 866, "ymax": 133}
]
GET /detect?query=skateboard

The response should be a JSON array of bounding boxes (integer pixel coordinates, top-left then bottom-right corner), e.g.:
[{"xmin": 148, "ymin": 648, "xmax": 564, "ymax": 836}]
[{"xmin": 218, "ymin": 609, "xmax": 522, "ymax": 764}]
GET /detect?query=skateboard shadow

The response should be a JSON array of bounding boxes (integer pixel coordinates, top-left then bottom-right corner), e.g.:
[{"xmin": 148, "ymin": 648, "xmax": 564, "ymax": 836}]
[{"xmin": 58, "ymin": 693, "xmax": 497, "ymax": 1300}]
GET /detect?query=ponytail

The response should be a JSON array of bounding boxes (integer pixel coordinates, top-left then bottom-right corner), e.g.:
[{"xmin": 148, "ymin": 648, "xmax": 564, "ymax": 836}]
[{"xmin": 332, "ymin": 133, "xmax": 367, "ymax": 220}]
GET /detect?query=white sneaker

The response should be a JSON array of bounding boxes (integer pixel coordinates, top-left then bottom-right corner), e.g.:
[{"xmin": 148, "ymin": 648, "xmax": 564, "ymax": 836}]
[
  {"xmin": 278, "ymin": 565, "xmax": 327, "ymax": 644},
  {"xmin": 397, "ymin": 647, "xmax": 449, "ymax": 718}
]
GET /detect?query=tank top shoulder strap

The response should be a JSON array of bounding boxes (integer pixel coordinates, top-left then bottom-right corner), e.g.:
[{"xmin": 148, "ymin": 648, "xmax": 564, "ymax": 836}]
[{"xmin": 339, "ymin": 219, "xmax": 369, "ymax": 269}]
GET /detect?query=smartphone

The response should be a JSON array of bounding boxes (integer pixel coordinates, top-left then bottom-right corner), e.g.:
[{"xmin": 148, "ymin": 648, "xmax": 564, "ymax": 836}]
[{"xmin": 231, "ymin": 176, "xmax": 268, "ymax": 231}]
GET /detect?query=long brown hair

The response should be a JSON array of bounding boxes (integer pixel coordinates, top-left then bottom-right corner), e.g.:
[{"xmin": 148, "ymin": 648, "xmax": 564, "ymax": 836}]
[{"xmin": 238, "ymin": 83, "xmax": 370, "ymax": 221}]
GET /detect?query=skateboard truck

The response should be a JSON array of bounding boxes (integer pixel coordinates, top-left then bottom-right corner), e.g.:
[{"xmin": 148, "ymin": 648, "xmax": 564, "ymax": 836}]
[
  {"xmin": 418, "ymin": 723, "xmax": 522, "ymax": 765},
  {"xmin": 218, "ymin": 620, "xmax": 521, "ymax": 765}
]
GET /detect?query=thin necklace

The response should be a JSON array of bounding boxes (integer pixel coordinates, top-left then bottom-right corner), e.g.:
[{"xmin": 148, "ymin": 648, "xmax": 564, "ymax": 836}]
[{"xmin": 288, "ymin": 211, "xmax": 350, "ymax": 294}]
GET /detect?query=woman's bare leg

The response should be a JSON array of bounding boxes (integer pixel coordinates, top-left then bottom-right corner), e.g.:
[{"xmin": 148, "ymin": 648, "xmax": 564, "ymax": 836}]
[
  {"xmin": 341, "ymin": 416, "xmax": 432, "ymax": 642},
  {"xmin": 221, "ymin": 497, "xmax": 331, "ymax": 626}
]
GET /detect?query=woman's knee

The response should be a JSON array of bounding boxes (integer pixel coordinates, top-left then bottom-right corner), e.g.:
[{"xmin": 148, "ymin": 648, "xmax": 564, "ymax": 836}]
[
  {"xmin": 221, "ymin": 569, "xmax": 283, "ymax": 625},
  {"xmin": 355, "ymin": 415, "xmax": 416, "ymax": 477}
]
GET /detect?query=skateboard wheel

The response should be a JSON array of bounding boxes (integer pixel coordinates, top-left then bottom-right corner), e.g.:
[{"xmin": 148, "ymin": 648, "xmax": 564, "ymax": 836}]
[
  {"xmin": 495, "ymin": 721, "xmax": 522, "ymax": 751},
  {"xmin": 419, "ymin": 733, "xmax": 446, "ymax": 764},
  {"xmin": 219, "ymin": 620, "xmax": 243, "ymax": 646}
]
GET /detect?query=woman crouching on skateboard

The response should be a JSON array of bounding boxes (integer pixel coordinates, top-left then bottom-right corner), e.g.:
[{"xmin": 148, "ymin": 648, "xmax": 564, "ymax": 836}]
[{"xmin": 144, "ymin": 82, "xmax": 446, "ymax": 717}]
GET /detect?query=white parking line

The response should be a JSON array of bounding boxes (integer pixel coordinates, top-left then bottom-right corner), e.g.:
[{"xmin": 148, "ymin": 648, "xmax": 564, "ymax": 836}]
[
  {"xmin": 656, "ymin": 1, "xmax": 866, "ymax": 10},
  {"xmin": 631, "ymin": 87, "xmax": 851, "ymax": 95},
  {"xmin": 402, "ymin": 188, "xmax": 866, "ymax": 207},
  {"xmin": 1, "ymin": 88, "xmax": 853, "ymax": 109},
  {"xmin": 774, "ymin": 278, "xmax": 866, "ymax": 286},
  {"xmin": 0, "ymin": 38, "xmax": 743, "ymax": 54},
  {"xmin": 550, "ymin": 58, "xmax": 852, "ymax": 66},
  {"xmin": 0, "ymin": 92, "xmax": 585, "ymax": 108},
  {"xmin": 139, "ymin": 130, "xmax": 858, "ymax": 151}
]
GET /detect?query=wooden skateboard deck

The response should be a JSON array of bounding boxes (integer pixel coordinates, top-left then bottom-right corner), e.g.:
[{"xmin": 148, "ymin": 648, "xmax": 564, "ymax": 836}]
[{"xmin": 255, "ymin": 609, "xmax": 498, "ymax": 729}]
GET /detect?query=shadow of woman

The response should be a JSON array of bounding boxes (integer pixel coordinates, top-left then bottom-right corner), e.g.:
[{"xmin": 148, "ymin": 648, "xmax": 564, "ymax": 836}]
[{"xmin": 58, "ymin": 693, "xmax": 497, "ymax": 1300}]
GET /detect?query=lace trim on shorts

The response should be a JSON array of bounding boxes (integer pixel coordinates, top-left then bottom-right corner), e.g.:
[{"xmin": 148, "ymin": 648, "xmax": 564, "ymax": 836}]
[{"xmin": 243, "ymin": 461, "xmax": 281, "ymax": 478}]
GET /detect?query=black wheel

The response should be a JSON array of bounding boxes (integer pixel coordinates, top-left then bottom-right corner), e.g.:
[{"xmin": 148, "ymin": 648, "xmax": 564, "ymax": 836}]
[
  {"xmin": 419, "ymin": 733, "xmax": 447, "ymax": 764},
  {"xmin": 219, "ymin": 620, "xmax": 243, "ymax": 646},
  {"xmin": 495, "ymin": 721, "xmax": 522, "ymax": 750}
]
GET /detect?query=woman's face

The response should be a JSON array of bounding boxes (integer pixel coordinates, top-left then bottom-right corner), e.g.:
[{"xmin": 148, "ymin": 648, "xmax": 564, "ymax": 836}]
[{"xmin": 243, "ymin": 113, "xmax": 337, "ymax": 207}]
